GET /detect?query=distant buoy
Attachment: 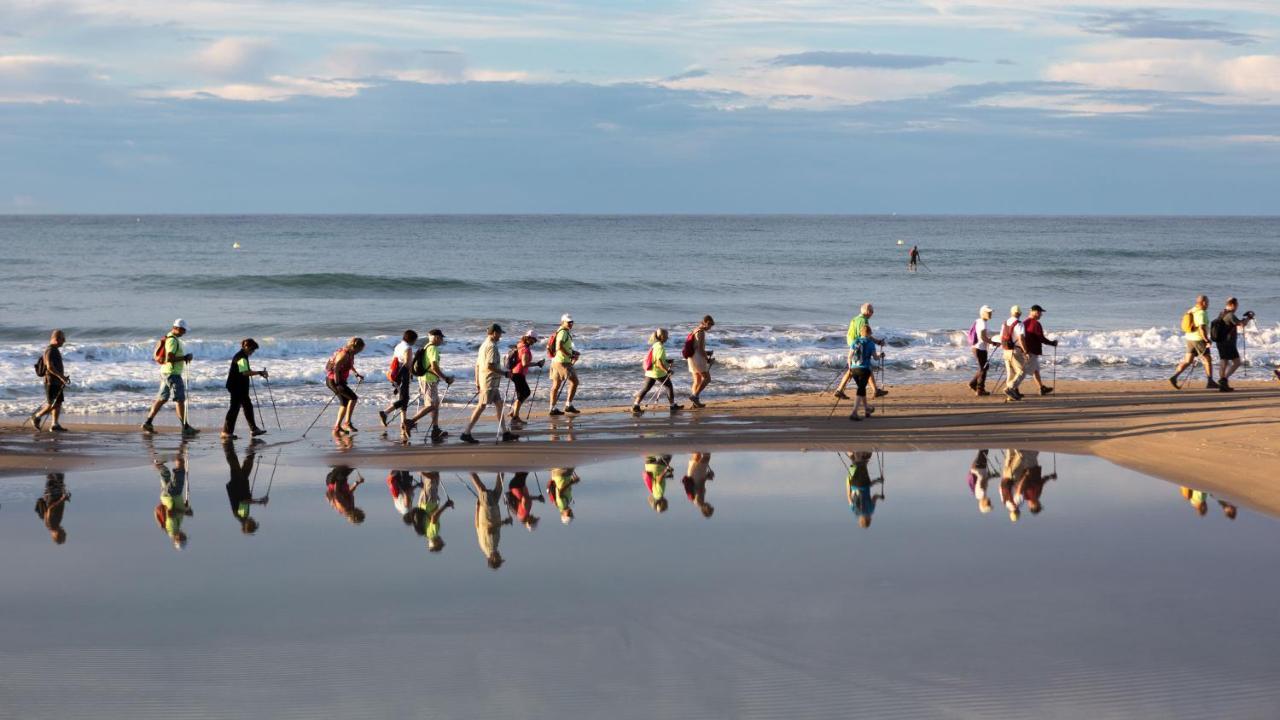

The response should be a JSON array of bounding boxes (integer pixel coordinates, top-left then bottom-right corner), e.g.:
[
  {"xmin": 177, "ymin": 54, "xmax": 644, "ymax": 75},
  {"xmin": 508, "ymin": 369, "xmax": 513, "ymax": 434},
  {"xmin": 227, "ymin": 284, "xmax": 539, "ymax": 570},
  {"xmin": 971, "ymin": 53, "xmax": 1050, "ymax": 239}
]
[
  {"xmin": 232, "ymin": 242, "xmax": 241, "ymax": 249},
  {"xmin": 896, "ymin": 239, "xmax": 904, "ymax": 245}
]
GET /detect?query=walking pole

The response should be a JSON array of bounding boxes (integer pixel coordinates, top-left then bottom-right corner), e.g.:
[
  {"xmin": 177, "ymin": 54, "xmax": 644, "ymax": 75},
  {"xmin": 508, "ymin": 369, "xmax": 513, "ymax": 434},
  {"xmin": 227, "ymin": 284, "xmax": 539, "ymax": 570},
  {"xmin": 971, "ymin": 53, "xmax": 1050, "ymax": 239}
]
[
  {"xmin": 264, "ymin": 376, "xmax": 282, "ymax": 429},
  {"xmin": 524, "ymin": 370, "xmax": 542, "ymax": 422},
  {"xmin": 250, "ymin": 375, "xmax": 264, "ymax": 428},
  {"xmin": 878, "ymin": 354, "xmax": 887, "ymax": 416},
  {"xmin": 301, "ymin": 394, "xmax": 335, "ymax": 438},
  {"xmin": 1052, "ymin": 345, "xmax": 1057, "ymax": 392},
  {"xmin": 821, "ymin": 365, "xmax": 845, "ymax": 396}
]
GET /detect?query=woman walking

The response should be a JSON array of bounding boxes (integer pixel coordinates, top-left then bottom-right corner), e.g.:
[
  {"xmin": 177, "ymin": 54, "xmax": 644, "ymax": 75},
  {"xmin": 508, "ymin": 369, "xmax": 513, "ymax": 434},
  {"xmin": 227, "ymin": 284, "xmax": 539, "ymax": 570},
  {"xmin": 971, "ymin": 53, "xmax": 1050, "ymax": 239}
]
[
  {"xmin": 630, "ymin": 329, "xmax": 683, "ymax": 416},
  {"xmin": 846, "ymin": 324, "xmax": 881, "ymax": 421},
  {"xmin": 326, "ymin": 337, "xmax": 366, "ymax": 436},
  {"xmin": 222, "ymin": 338, "xmax": 269, "ymax": 439},
  {"xmin": 508, "ymin": 330, "xmax": 544, "ymax": 429}
]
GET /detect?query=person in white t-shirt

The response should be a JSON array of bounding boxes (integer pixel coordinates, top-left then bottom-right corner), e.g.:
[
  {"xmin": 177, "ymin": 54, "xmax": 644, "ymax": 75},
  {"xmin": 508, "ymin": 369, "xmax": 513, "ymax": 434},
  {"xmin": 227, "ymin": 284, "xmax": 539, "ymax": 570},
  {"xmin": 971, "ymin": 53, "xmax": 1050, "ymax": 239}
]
[
  {"xmin": 968, "ymin": 305, "xmax": 998, "ymax": 396},
  {"xmin": 1001, "ymin": 306, "xmax": 1028, "ymax": 402},
  {"xmin": 379, "ymin": 329, "xmax": 418, "ymax": 434}
]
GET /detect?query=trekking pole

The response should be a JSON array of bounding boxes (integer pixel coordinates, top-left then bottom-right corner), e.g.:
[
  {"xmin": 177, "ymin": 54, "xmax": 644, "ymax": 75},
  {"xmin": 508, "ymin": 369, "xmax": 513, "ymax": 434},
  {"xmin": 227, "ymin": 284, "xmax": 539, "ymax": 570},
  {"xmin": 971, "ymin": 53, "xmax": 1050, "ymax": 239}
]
[
  {"xmin": 250, "ymin": 375, "xmax": 264, "ymax": 427},
  {"xmin": 878, "ymin": 355, "xmax": 887, "ymax": 416},
  {"xmin": 301, "ymin": 383, "xmax": 336, "ymax": 439},
  {"xmin": 1052, "ymin": 345, "xmax": 1057, "ymax": 392},
  {"xmin": 524, "ymin": 370, "xmax": 542, "ymax": 422},
  {"xmin": 820, "ymin": 364, "xmax": 845, "ymax": 396},
  {"xmin": 264, "ymin": 376, "xmax": 282, "ymax": 429}
]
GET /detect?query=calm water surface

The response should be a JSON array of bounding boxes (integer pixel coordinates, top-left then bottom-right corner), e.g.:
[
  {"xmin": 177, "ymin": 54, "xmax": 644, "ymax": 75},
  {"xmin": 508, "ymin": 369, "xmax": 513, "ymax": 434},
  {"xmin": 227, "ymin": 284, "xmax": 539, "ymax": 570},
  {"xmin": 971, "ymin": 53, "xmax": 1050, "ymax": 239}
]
[{"xmin": 2, "ymin": 447, "xmax": 1277, "ymax": 719}]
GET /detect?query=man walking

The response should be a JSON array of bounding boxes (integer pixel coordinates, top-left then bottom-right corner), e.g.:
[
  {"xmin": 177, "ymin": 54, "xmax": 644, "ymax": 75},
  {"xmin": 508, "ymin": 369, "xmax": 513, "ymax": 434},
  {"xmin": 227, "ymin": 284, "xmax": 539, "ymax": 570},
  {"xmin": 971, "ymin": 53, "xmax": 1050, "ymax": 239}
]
[
  {"xmin": 30, "ymin": 329, "xmax": 70, "ymax": 432},
  {"xmin": 222, "ymin": 338, "xmax": 268, "ymax": 439},
  {"xmin": 835, "ymin": 303, "xmax": 887, "ymax": 400},
  {"xmin": 967, "ymin": 306, "xmax": 996, "ymax": 396},
  {"xmin": 1001, "ymin": 306, "xmax": 1028, "ymax": 402},
  {"xmin": 460, "ymin": 324, "xmax": 518, "ymax": 444},
  {"xmin": 407, "ymin": 329, "xmax": 455, "ymax": 441},
  {"xmin": 1170, "ymin": 295, "xmax": 1215, "ymax": 390},
  {"xmin": 1021, "ymin": 304, "xmax": 1059, "ymax": 396},
  {"xmin": 143, "ymin": 319, "xmax": 198, "ymax": 436},
  {"xmin": 1211, "ymin": 297, "xmax": 1253, "ymax": 392},
  {"xmin": 547, "ymin": 314, "xmax": 581, "ymax": 416},
  {"xmin": 379, "ymin": 329, "xmax": 418, "ymax": 434},
  {"xmin": 684, "ymin": 315, "xmax": 715, "ymax": 408}
]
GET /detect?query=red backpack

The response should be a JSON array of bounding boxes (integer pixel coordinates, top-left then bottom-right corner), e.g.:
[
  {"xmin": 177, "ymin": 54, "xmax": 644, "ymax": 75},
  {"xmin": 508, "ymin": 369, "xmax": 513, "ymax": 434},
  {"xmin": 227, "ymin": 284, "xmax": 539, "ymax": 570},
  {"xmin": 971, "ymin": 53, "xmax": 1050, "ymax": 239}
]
[
  {"xmin": 153, "ymin": 336, "xmax": 171, "ymax": 365},
  {"xmin": 681, "ymin": 331, "xmax": 697, "ymax": 359},
  {"xmin": 1000, "ymin": 321, "xmax": 1018, "ymax": 350},
  {"xmin": 643, "ymin": 346, "xmax": 656, "ymax": 372},
  {"xmin": 386, "ymin": 356, "xmax": 401, "ymax": 383}
]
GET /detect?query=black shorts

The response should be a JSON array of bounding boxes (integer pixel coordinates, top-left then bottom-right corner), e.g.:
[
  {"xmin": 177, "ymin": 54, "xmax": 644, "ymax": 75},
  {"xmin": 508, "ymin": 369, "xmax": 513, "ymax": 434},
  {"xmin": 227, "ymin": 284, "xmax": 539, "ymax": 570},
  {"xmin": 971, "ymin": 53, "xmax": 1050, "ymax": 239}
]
[
  {"xmin": 327, "ymin": 378, "xmax": 357, "ymax": 407},
  {"xmin": 850, "ymin": 368, "xmax": 871, "ymax": 397},
  {"xmin": 390, "ymin": 374, "xmax": 410, "ymax": 409},
  {"xmin": 512, "ymin": 373, "xmax": 531, "ymax": 401},
  {"xmin": 1216, "ymin": 342, "xmax": 1240, "ymax": 361},
  {"xmin": 45, "ymin": 379, "xmax": 65, "ymax": 405}
]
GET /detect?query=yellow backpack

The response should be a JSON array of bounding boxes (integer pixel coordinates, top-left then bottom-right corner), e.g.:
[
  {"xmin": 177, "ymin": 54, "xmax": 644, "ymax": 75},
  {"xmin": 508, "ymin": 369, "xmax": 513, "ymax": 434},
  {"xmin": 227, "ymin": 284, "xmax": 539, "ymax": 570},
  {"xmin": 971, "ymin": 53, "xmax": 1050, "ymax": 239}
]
[{"xmin": 1179, "ymin": 308, "xmax": 1196, "ymax": 334}]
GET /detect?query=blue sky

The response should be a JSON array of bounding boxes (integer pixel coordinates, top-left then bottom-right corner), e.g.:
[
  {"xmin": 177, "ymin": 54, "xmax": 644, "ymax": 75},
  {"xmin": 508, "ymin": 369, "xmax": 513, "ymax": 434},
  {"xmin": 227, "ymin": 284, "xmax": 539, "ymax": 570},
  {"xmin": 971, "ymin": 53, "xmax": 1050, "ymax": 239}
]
[{"xmin": 2, "ymin": 1, "xmax": 1278, "ymax": 213}]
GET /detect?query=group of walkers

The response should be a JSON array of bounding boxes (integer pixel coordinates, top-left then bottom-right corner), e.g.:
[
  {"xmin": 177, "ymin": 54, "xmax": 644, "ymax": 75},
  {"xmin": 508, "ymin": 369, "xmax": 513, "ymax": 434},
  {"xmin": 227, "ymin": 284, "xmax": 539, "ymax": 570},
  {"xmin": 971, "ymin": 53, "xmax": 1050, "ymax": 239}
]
[{"xmin": 22, "ymin": 296, "xmax": 1272, "ymax": 439}]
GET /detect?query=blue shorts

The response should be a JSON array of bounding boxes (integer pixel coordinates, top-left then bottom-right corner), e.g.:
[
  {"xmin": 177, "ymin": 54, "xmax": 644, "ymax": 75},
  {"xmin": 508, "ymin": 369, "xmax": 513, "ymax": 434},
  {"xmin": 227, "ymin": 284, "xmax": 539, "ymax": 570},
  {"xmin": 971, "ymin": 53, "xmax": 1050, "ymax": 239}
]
[{"xmin": 156, "ymin": 374, "xmax": 186, "ymax": 403}]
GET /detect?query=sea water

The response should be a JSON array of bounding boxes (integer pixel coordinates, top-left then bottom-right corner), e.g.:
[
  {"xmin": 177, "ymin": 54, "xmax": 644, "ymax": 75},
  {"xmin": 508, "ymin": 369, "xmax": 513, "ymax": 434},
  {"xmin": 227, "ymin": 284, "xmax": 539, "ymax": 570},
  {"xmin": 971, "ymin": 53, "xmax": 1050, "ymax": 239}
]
[
  {"xmin": 1, "ymin": 215, "xmax": 1277, "ymax": 415},
  {"xmin": 1, "ymin": 448, "xmax": 1277, "ymax": 718}
]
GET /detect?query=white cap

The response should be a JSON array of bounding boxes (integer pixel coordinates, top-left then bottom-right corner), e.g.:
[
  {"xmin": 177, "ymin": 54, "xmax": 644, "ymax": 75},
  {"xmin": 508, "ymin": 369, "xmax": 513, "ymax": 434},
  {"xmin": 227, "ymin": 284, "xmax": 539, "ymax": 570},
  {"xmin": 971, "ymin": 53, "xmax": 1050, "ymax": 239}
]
[
  {"xmin": 173, "ymin": 318, "xmax": 188, "ymax": 330},
  {"xmin": 1009, "ymin": 305, "xmax": 1021, "ymax": 316},
  {"xmin": 560, "ymin": 313, "xmax": 573, "ymax": 323},
  {"xmin": 980, "ymin": 305, "xmax": 993, "ymax": 315}
]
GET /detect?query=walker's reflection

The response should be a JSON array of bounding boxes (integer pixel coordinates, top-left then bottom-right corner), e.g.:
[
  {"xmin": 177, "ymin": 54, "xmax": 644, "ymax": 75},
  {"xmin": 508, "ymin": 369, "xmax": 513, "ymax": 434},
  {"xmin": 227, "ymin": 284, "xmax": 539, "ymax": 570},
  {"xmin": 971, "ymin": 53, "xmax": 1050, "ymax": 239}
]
[
  {"xmin": 505, "ymin": 471, "xmax": 544, "ymax": 531},
  {"xmin": 224, "ymin": 443, "xmax": 269, "ymax": 535},
  {"xmin": 643, "ymin": 454, "xmax": 674, "ymax": 513},
  {"xmin": 996, "ymin": 450, "xmax": 1057, "ymax": 523},
  {"xmin": 152, "ymin": 443, "xmax": 192, "ymax": 550},
  {"xmin": 35, "ymin": 472, "xmax": 70, "ymax": 545},
  {"xmin": 409, "ymin": 472, "xmax": 454, "ymax": 552},
  {"xmin": 681, "ymin": 452, "xmax": 715, "ymax": 518},
  {"xmin": 1180, "ymin": 487, "xmax": 1237, "ymax": 520},
  {"xmin": 547, "ymin": 467, "xmax": 580, "ymax": 524},
  {"xmin": 844, "ymin": 451, "xmax": 885, "ymax": 528},
  {"xmin": 468, "ymin": 473, "xmax": 511, "ymax": 570},
  {"xmin": 326, "ymin": 466, "xmax": 366, "ymax": 524}
]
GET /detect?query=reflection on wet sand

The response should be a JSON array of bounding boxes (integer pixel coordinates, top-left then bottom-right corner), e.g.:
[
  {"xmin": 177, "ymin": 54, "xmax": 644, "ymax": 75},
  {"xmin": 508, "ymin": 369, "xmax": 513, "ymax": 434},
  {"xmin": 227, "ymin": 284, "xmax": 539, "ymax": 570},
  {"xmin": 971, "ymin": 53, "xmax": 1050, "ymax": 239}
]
[
  {"xmin": 643, "ymin": 454, "xmax": 674, "ymax": 513},
  {"xmin": 505, "ymin": 471, "xmax": 544, "ymax": 531},
  {"xmin": 326, "ymin": 466, "xmax": 366, "ymax": 524},
  {"xmin": 1181, "ymin": 486, "xmax": 1238, "ymax": 520},
  {"xmin": 996, "ymin": 449, "xmax": 1058, "ymax": 523},
  {"xmin": 35, "ymin": 472, "xmax": 70, "ymax": 545},
  {"xmin": 844, "ymin": 451, "xmax": 885, "ymax": 528},
  {"xmin": 410, "ymin": 472, "xmax": 454, "ymax": 552},
  {"xmin": 681, "ymin": 452, "xmax": 715, "ymax": 518},
  {"xmin": 152, "ymin": 443, "xmax": 192, "ymax": 550},
  {"xmin": 548, "ymin": 467, "xmax": 580, "ymax": 524},
  {"xmin": 969, "ymin": 449, "xmax": 996, "ymax": 514},
  {"xmin": 224, "ymin": 442, "xmax": 269, "ymax": 535},
  {"xmin": 469, "ymin": 473, "xmax": 511, "ymax": 570}
]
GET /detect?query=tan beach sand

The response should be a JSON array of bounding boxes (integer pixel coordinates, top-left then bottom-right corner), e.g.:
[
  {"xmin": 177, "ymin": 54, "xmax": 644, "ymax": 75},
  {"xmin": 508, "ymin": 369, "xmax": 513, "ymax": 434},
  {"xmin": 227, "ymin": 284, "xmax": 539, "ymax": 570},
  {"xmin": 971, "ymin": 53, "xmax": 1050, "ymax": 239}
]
[{"xmin": 2, "ymin": 379, "xmax": 1277, "ymax": 514}]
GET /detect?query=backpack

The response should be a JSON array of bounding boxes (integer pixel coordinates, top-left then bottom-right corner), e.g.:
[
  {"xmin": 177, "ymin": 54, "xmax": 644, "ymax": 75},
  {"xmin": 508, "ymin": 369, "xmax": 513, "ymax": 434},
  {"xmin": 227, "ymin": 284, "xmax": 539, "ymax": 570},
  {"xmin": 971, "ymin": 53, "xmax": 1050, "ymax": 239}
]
[
  {"xmin": 325, "ymin": 348, "xmax": 343, "ymax": 375},
  {"xmin": 1000, "ymin": 321, "xmax": 1017, "ymax": 350},
  {"xmin": 547, "ymin": 330, "xmax": 560, "ymax": 359},
  {"xmin": 643, "ymin": 345, "xmax": 656, "ymax": 372},
  {"xmin": 505, "ymin": 346, "xmax": 521, "ymax": 372},
  {"xmin": 34, "ymin": 354, "xmax": 47, "ymax": 378},
  {"xmin": 386, "ymin": 356, "xmax": 401, "ymax": 383},
  {"xmin": 1209, "ymin": 316, "xmax": 1226, "ymax": 344},
  {"xmin": 1179, "ymin": 309, "xmax": 1196, "ymax": 335},
  {"xmin": 681, "ymin": 331, "xmax": 697, "ymax": 359},
  {"xmin": 153, "ymin": 336, "xmax": 170, "ymax": 365},
  {"xmin": 411, "ymin": 346, "xmax": 428, "ymax": 377},
  {"xmin": 966, "ymin": 321, "xmax": 979, "ymax": 347}
]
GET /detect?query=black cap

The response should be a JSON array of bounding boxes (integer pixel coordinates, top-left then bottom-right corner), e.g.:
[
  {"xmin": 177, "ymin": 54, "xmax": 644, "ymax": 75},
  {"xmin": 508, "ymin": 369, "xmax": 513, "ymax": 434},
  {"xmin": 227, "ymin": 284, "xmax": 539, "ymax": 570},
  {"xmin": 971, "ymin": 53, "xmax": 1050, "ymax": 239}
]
[
  {"xmin": 428, "ymin": 328, "xmax": 444, "ymax": 338},
  {"xmin": 489, "ymin": 323, "xmax": 504, "ymax": 334},
  {"xmin": 1030, "ymin": 304, "xmax": 1045, "ymax": 313}
]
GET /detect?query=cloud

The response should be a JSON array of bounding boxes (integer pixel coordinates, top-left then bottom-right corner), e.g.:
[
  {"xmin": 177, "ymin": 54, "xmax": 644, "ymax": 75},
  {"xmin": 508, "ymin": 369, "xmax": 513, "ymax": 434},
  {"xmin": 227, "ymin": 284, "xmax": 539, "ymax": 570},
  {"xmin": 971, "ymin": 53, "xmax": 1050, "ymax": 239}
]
[
  {"xmin": 1046, "ymin": 50, "xmax": 1280, "ymax": 102},
  {"xmin": 192, "ymin": 37, "xmax": 278, "ymax": 80},
  {"xmin": 666, "ymin": 68, "xmax": 710, "ymax": 81},
  {"xmin": 145, "ymin": 75, "xmax": 369, "ymax": 102},
  {"xmin": 768, "ymin": 51, "xmax": 971, "ymax": 70},
  {"xmin": 0, "ymin": 54, "xmax": 112, "ymax": 103},
  {"xmin": 1079, "ymin": 10, "xmax": 1260, "ymax": 46}
]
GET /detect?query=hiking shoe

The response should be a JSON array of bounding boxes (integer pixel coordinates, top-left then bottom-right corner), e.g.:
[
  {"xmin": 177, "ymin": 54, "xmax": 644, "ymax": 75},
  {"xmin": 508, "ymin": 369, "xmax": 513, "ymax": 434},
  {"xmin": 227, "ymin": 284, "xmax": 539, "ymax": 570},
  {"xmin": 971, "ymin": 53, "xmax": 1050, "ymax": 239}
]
[
  {"xmin": 848, "ymin": 412, "xmax": 861, "ymax": 422},
  {"xmin": 1168, "ymin": 375, "xmax": 1180, "ymax": 390},
  {"xmin": 251, "ymin": 427, "xmax": 267, "ymax": 437},
  {"xmin": 500, "ymin": 431, "xmax": 519, "ymax": 442},
  {"xmin": 1219, "ymin": 382, "xmax": 1234, "ymax": 392},
  {"xmin": 1040, "ymin": 387, "xmax": 1054, "ymax": 396},
  {"xmin": 182, "ymin": 424, "xmax": 200, "ymax": 437},
  {"xmin": 430, "ymin": 427, "xmax": 448, "ymax": 440},
  {"xmin": 220, "ymin": 431, "xmax": 236, "ymax": 439},
  {"xmin": 689, "ymin": 397, "xmax": 706, "ymax": 409},
  {"xmin": 1274, "ymin": 369, "xmax": 1280, "ymax": 382},
  {"xmin": 548, "ymin": 408, "xmax": 565, "ymax": 417},
  {"xmin": 141, "ymin": 420, "xmax": 156, "ymax": 433},
  {"xmin": 459, "ymin": 433, "xmax": 479, "ymax": 444},
  {"xmin": 28, "ymin": 413, "xmax": 43, "ymax": 431},
  {"xmin": 833, "ymin": 391, "xmax": 850, "ymax": 400},
  {"xmin": 976, "ymin": 388, "xmax": 990, "ymax": 396},
  {"xmin": 967, "ymin": 380, "xmax": 978, "ymax": 391},
  {"xmin": 865, "ymin": 406, "xmax": 875, "ymax": 416},
  {"xmin": 50, "ymin": 425, "xmax": 67, "ymax": 433},
  {"xmin": 631, "ymin": 404, "xmax": 644, "ymax": 415},
  {"xmin": 565, "ymin": 405, "xmax": 581, "ymax": 415},
  {"xmin": 378, "ymin": 410, "xmax": 389, "ymax": 428},
  {"xmin": 343, "ymin": 424, "xmax": 359, "ymax": 433},
  {"xmin": 1207, "ymin": 379, "xmax": 1220, "ymax": 389},
  {"xmin": 1004, "ymin": 389, "xmax": 1020, "ymax": 402},
  {"xmin": 875, "ymin": 389, "xmax": 889, "ymax": 398},
  {"xmin": 669, "ymin": 404, "xmax": 683, "ymax": 415}
]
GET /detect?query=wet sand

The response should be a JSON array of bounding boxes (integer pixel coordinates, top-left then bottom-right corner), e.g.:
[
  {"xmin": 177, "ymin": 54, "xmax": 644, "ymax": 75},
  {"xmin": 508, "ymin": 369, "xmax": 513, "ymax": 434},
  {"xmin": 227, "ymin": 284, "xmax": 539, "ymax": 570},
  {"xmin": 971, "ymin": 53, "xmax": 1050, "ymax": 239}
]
[{"xmin": 2, "ymin": 379, "xmax": 1278, "ymax": 514}]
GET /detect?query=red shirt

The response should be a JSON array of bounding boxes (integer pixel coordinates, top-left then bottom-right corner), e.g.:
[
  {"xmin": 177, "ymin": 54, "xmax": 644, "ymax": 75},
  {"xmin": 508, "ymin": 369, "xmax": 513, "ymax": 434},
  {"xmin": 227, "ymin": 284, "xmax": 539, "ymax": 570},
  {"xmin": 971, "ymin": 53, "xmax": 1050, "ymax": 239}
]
[
  {"xmin": 512, "ymin": 344, "xmax": 532, "ymax": 376},
  {"xmin": 1023, "ymin": 318, "xmax": 1048, "ymax": 356}
]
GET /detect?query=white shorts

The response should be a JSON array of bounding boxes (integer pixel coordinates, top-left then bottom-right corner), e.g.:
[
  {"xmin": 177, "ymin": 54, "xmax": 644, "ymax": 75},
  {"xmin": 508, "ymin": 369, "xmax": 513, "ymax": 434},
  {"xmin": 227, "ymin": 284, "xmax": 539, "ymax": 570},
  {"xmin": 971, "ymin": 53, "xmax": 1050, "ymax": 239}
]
[
  {"xmin": 417, "ymin": 378, "xmax": 440, "ymax": 407},
  {"xmin": 687, "ymin": 355, "xmax": 710, "ymax": 374},
  {"xmin": 1023, "ymin": 354, "xmax": 1041, "ymax": 375}
]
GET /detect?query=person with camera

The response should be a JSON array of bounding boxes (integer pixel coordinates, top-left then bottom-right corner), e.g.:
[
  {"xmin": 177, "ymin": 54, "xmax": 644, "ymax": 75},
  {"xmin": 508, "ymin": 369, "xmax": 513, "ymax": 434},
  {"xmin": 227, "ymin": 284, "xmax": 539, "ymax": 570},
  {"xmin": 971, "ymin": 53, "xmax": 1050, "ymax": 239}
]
[{"xmin": 1212, "ymin": 298, "xmax": 1253, "ymax": 393}]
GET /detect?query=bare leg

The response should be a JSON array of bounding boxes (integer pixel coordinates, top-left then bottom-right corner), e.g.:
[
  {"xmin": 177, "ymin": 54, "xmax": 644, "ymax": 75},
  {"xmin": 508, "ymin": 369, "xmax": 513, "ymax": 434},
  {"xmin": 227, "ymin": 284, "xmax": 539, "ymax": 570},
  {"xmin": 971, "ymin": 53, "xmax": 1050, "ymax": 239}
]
[
  {"xmin": 548, "ymin": 378, "xmax": 564, "ymax": 409},
  {"xmin": 565, "ymin": 377, "xmax": 579, "ymax": 406}
]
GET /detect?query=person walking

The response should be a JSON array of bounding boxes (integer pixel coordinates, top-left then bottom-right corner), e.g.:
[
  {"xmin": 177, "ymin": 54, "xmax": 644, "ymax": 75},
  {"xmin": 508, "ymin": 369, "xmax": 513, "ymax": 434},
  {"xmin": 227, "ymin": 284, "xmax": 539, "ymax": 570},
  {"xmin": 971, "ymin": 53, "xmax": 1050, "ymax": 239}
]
[
  {"xmin": 547, "ymin": 314, "xmax": 581, "ymax": 416},
  {"xmin": 683, "ymin": 315, "xmax": 715, "ymax": 408},
  {"xmin": 378, "ymin": 330, "xmax": 418, "ymax": 435},
  {"xmin": 460, "ymin": 324, "xmax": 518, "ymax": 444},
  {"xmin": 845, "ymin": 324, "xmax": 882, "ymax": 421},
  {"xmin": 142, "ymin": 319, "xmax": 198, "ymax": 436},
  {"xmin": 630, "ymin": 328, "xmax": 683, "ymax": 415},
  {"xmin": 30, "ymin": 329, "xmax": 70, "ymax": 432},
  {"xmin": 1169, "ymin": 295, "xmax": 1215, "ymax": 390},
  {"xmin": 507, "ymin": 330, "xmax": 544, "ymax": 428},
  {"xmin": 1021, "ymin": 305, "xmax": 1059, "ymax": 396},
  {"xmin": 835, "ymin": 303, "xmax": 887, "ymax": 399},
  {"xmin": 1000, "ymin": 306, "xmax": 1029, "ymax": 402},
  {"xmin": 326, "ymin": 337, "xmax": 366, "ymax": 436},
  {"xmin": 967, "ymin": 306, "xmax": 997, "ymax": 396},
  {"xmin": 908, "ymin": 245, "xmax": 921, "ymax": 272},
  {"xmin": 221, "ymin": 338, "xmax": 268, "ymax": 439},
  {"xmin": 407, "ymin": 329, "xmax": 455, "ymax": 441},
  {"xmin": 1210, "ymin": 297, "xmax": 1254, "ymax": 392}
]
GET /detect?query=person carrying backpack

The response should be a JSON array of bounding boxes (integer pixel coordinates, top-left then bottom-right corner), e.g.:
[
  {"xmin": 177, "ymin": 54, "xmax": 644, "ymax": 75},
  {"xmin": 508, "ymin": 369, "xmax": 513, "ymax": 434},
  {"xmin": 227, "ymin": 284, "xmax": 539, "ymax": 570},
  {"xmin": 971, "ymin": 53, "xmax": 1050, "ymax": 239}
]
[
  {"xmin": 326, "ymin": 337, "xmax": 366, "ymax": 436},
  {"xmin": 967, "ymin": 306, "xmax": 996, "ymax": 396},
  {"xmin": 631, "ymin": 328, "xmax": 682, "ymax": 416},
  {"xmin": 406, "ymin": 329, "xmax": 455, "ymax": 441},
  {"xmin": 1210, "ymin": 297, "xmax": 1254, "ymax": 392},
  {"xmin": 378, "ymin": 329, "xmax": 418, "ymax": 435},
  {"xmin": 845, "ymin": 323, "xmax": 882, "ymax": 421},
  {"xmin": 835, "ymin": 303, "xmax": 887, "ymax": 400},
  {"xmin": 683, "ymin": 315, "xmax": 715, "ymax": 408},
  {"xmin": 507, "ymin": 330, "xmax": 545, "ymax": 429},
  {"xmin": 459, "ymin": 324, "xmax": 518, "ymax": 444},
  {"xmin": 221, "ymin": 338, "xmax": 269, "ymax": 439},
  {"xmin": 142, "ymin": 319, "xmax": 198, "ymax": 436},
  {"xmin": 29, "ymin": 329, "xmax": 70, "ymax": 432},
  {"xmin": 1001, "ymin": 306, "xmax": 1029, "ymax": 402},
  {"xmin": 1169, "ymin": 295, "xmax": 1215, "ymax": 390},
  {"xmin": 547, "ymin": 314, "xmax": 581, "ymax": 417}
]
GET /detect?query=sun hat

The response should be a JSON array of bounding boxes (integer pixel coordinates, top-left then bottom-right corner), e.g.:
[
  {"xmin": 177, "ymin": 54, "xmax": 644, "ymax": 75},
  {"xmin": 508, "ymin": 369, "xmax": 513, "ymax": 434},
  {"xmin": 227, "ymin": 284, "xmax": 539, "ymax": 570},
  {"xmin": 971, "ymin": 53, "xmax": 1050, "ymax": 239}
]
[
  {"xmin": 561, "ymin": 313, "xmax": 573, "ymax": 323},
  {"xmin": 980, "ymin": 305, "xmax": 993, "ymax": 315},
  {"xmin": 173, "ymin": 318, "xmax": 188, "ymax": 330}
]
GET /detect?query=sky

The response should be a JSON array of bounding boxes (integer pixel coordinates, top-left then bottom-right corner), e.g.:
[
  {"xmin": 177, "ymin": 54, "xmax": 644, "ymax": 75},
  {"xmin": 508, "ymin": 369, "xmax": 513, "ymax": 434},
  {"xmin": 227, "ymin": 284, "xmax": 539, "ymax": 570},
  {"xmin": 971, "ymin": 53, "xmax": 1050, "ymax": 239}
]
[{"xmin": 2, "ymin": 0, "xmax": 1279, "ymax": 214}]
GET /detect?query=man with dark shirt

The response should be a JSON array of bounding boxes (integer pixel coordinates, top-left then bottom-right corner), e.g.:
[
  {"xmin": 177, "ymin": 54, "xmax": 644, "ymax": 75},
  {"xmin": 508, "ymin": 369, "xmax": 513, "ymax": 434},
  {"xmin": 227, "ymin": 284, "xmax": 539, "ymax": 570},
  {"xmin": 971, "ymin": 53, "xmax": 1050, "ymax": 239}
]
[
  {"xmin": 224, "ymin": 442, "xmax": 268, "ymax": 534},
  {"xmin": 1212, "ymin": 298, "xmax": 1252, "ymax": 392},
  {"xmin": 30, "ymin": 329, "xmax": 70, "ymax": 432},
  {"xmin": 1021, "ymin": 305, "xmax": 1059, "ymax": 396},
  {"xmin": 222, "ymin": 338, "xmax": 269, "ymax": 439}
]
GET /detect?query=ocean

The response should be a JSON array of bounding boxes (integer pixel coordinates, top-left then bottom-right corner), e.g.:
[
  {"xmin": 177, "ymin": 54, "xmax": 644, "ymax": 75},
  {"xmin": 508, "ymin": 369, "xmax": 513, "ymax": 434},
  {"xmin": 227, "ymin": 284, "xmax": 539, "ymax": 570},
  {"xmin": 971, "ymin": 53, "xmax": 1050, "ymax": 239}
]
[{"xmin": 1, "ymin": 215, "xmax": 1277, "ymax": 416}]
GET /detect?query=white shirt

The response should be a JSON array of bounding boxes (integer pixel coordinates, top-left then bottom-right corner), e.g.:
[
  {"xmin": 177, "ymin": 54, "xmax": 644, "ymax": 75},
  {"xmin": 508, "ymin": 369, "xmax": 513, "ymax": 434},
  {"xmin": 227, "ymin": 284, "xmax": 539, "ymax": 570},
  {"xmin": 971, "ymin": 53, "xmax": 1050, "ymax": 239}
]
[
  {"xmin": 393, "ymin": 340, "xmax": 413, "ymax": 365},
  {"xmin": 972, "ymin": 318, "xmax": 988, "ymax": 350}
]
